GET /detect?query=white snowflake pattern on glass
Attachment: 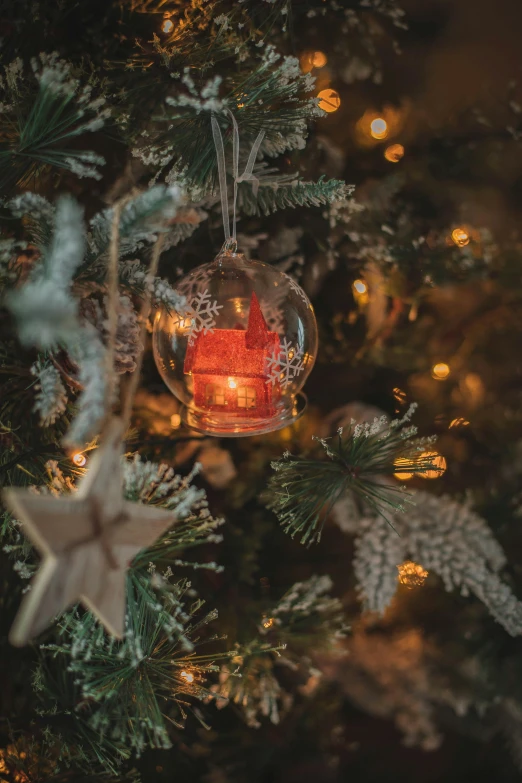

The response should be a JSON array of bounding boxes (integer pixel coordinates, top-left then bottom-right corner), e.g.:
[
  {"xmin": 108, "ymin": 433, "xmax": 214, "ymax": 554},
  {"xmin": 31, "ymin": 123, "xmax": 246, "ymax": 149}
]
[
  {"xmin": 283, "ymin": 273, "xmax": 310, "ymax": 306},
  {"xmin": 179, "ymin": 289, "xmax": 223, "ymax": 344},
  {"xmin": 265, "ymin": 337, "xmax": 305, "ymax": 389}
]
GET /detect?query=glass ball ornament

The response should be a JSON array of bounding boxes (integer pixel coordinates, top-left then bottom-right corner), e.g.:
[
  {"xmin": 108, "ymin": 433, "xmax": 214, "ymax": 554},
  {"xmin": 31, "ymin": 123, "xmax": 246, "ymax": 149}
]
[{"xmin": 153, "ymin": 249, "xmax": 318, "ymax": 436}]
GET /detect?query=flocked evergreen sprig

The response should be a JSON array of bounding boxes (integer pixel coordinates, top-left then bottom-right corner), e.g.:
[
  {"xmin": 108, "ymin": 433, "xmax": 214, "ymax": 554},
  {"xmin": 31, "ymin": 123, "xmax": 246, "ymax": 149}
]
[
  {"xmin": 2, "ymin": 452, "xmax": 230, "ymax": 772},
  {"xmin": 265, "ymin": 404, "xmax": 439, "ymax": 545},
  {"xmin": 260, "ymin": 574, "xmax": 348, "ymax": 655},
  {"xmin": 3, "ymin": 185, "xmax": 185, "ymax": 447},
  {"xmin": 333, "ymin": 490, "xmax": 522, "ymax": 636},
  {"xmin": 213, "ymin": 574, "xmax": 347, "ymax": 728},
  {"xmin": 0, "ymin": 53, "xmax": 109, "ymax": 191},
  {"xmin": 39, "ymin": 576, "xmax": 236, "ymax": 770}
]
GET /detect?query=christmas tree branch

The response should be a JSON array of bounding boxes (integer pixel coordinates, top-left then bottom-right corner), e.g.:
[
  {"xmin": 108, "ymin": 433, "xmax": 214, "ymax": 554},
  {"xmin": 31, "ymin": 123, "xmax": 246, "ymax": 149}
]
[{"xmin": 264, "ymin": 404, "xmax": 440, "ymax": 545}]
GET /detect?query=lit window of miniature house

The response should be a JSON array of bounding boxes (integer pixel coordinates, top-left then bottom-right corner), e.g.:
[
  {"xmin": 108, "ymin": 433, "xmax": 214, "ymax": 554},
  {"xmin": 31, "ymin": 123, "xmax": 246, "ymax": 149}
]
[{"xmin": 184, "ymin": 292, "xmax": 280, "ymax": 418}]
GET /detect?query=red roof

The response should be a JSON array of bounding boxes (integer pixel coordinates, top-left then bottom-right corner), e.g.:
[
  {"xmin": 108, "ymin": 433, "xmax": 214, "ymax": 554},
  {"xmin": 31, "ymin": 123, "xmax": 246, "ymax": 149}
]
[
  {"xmin": 184, "ymin": 292, "xmax": 279, "ymax": 378},
  {"xmin": 185, "ymin": 328, "xmax": 279, "ymax": 377}
]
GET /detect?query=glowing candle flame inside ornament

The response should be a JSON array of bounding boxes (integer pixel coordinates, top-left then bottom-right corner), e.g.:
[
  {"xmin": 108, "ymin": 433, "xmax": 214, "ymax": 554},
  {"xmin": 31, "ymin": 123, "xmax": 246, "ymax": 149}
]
[{"xmin": 370, "ymin": 117, "xmax": 388, "ymax": 139}]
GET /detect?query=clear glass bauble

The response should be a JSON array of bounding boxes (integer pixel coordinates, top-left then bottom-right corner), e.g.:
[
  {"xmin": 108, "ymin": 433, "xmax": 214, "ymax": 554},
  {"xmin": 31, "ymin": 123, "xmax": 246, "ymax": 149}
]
[{"xmin": 153, "ymin": 250, "xmax": 318, "ymax": 437}]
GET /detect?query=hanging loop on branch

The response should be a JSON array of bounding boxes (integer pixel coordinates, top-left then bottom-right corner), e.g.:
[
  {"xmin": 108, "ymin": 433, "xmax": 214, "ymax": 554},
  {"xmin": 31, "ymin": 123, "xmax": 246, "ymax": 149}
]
[{"xmin": 211, "ymin": 109, "xmax": 265, "ymax": 251}]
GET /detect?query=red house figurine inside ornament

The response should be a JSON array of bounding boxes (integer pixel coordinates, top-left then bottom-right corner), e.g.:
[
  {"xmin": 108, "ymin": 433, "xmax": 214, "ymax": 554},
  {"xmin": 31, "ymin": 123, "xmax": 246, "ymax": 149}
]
[
  {"xmin": 184, "ymin": 292, "xmax": 280, "ymax": 418},
  {"xmin": 153, "ymin": 251, "xmax": 318, "ymax": 437}
]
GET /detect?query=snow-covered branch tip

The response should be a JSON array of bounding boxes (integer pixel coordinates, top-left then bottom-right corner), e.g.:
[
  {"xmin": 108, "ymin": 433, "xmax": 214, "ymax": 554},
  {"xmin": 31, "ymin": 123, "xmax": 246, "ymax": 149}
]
[{"xmin": 264, "ymin": 404, "xmax": 440, "ymax": 545}]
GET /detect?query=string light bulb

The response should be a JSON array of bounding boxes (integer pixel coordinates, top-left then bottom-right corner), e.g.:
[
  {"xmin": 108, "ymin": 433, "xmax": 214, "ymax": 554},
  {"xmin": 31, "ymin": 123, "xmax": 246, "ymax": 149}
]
[
  {"xmin": 352, "ymin": 279, "xmax": 369, "ymax": 306},
  {"xmin": 384, "ymin": 143, "xmax": 404, "ymax": 162},
  {"xmin": 318, "ymin": 88, "xmax": 341, "ymax": 113},
  {"xmin": 72, "ymin": 452, "xmax": 86, "ymax": 467},
  {"xmin": 162, "ymin": 18, "xmax": 174, "ymax": 33},
  {"xmin": 180, "ymin": 670, "xmax": 194, "ymax": 683},
  {"xmin": 451, "ymin": 227, "xmax": 470, "ymax": 247},
  {"xmin": 397, "ymin": 561, "xmax": 428, "ymax": 588},
  {"xmin": 170, "ymin": 413, "xmax": 181, "ymax": 428},
  {"xmin": 419, "ymin": 452, "xmax": 447, "ymax": 479},
  {"xmin": 432, "ymin": 362, "xmax": 450, "ymax": 380},
  {"xmin": 262, "ymin": 617, "xmax": 275, "ymax": 629},
  {"xmin": 394, "ymin": 458, "xmax": 413, "ymax": 481},
  {"xmin": 449, "ymin": 417, "xmax": 469, "ymax": 428},
  {"xmin": 370, "ymin": 117, "xmax": 388, "ymax": 139},
  {"xmin": 300, "ymin": 51, "xmax": 328, "ymax": 73}
]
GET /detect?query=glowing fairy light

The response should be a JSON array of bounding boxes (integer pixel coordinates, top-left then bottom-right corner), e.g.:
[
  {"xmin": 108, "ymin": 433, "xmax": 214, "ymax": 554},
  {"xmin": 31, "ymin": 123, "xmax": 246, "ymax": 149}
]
[
  {"xmin": 419, "ymin": 452, "xmax": 447, "ymax": 479},
  {"xmin": 170, "ymin": 413, "xmax": 181, "ymax": 428},
  {"xmin": 451, "ymin": 227, "xmax": 470, "ymax": 247},
  {"xmin": 370, "ymin": 117, "xmax": 388, "ymax": 139},
  {"xmin": 72, "ymin": 453, "xmax": 86, "ymax": 467},
  {"xmin": 431, "ymin": 362, "xmax": 450, "ymax": 380},
  {"xmin": 318, "ymin": 88, "xmax": 341, "ymax": 113},
  {"xmin": 397, "ymin": 561, "xmax": 428, "ymax": 588},
  {"xmin": 394, "ymin": 458, "xmax": 413, "ymax": 481},
  {"xmin": 300, "ymin": 50, "xmax": 328, "ymax": 73},
  {"xmin": 162, "ymin": 18, "xmax": 174, "ymax": 33},
  {"xmin": 384, "ymin": 143, "xmax": 404, "ymax": 162},
  {"xmin": 262, "ymin": 617, "xmax": 275, "ymax": 629},
  {"xmin": 311, "ymin": 51, "xmax": 327, "ymax": 68},
  {"xmin": 449, "ymin": 417, "xmax": 469, "ymax": 428},
  {"xmin": 180, "ymin": 670, "xmax": 194, "ymax": 683},
  {"xmin": 352, "ymin": 279, "xmax": 369, "ymax": 307}
]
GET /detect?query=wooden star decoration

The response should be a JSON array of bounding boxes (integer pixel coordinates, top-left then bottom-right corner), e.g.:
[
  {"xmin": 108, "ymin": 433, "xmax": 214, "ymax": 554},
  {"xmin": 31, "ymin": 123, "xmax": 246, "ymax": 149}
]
[{"xmin": 4, "ymin": 418, "xmax": 177, "ymax": 647}]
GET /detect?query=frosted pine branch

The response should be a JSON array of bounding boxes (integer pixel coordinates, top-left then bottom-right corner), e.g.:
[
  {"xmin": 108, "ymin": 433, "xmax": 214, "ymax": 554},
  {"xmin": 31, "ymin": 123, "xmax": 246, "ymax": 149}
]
[
  {"xmin": 63, "ymin": 326, "xmax": 109, "ymax": 449},
  {"xmin": 31, "ymin": 359, "xmax": 67, "ymax": 426},
  {"xmin": 347, "ymin": 491, "xmax": 522, "ymax": 636}
]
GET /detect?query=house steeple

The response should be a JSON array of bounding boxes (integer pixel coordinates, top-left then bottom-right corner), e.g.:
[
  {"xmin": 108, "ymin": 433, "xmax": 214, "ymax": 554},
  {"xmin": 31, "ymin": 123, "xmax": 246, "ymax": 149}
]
[{"xmin": 245, "ymin": 292, "xmax": 270, "ymax": 350}]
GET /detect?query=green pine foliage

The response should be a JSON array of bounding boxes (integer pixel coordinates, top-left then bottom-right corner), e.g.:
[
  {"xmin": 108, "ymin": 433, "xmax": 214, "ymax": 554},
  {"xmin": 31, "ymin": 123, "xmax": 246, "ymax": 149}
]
[{"xmin": 265, "ymin": 405, "xmax": 440, "ymax": 545}]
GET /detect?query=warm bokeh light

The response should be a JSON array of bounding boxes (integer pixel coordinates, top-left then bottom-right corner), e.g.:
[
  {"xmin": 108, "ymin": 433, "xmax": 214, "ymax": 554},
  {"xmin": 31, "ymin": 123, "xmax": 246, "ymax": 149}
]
[
  {"xmin": 419, "ymin": 452, "xmax": 447, "ymax": 479},
  {"xmin": 432, "ymin": 362, "xmax": 450, "ymax": 380},
  {"xmin": 384, "ymin": 143, "xmax": 404, "ymax": 162},
  {"xmin": 393, "ymin": 387, "xmax": 407, "ymax": 404},
  {"xmin": 162, "ymin": 18, "xmax": 174, "ymax": 33},
  {"xmin": 72, "ymin": 452, "xmax": 86, "ymax": 467},
  {"xmin": 352, "ymin": 279, "xmax": 369, "ymax": 306},
  {"xmin": 318, "ymin": 88, "xmax": 341, "ymax": 113},
  {"xmin": 180, "ymin": 670, "xmax": 194, "ymax": 683},
  {"xmin": 170, "ymin": 413, "xmax": 181, "ymax": 428},
  {"xmin": 449, "ymin": 417, "xmax": 470, "ymax": 428},
  {"xmin": 451, "ymin": 227, "xmax": 470, "ymax": 247},
  {"xmin": 312, "ymin": 51, "xmax": 327, "ymax": 68},
  {"xmin": 394, "ymin": 458, "xmax": 413, "ymax": 481},
  {"xmin": 397, "ymin": 561, "xmax": 428, "ymax": 588},
  {"xmin": 370, "ymin": 117, "xmax": 388, "ymax": 139},
  {"xmin": 300, "ymin": 50, "xmax": 328, "ymax": 73},
  {"xmin": 262, "ymin": 617, "xmax": 275, "ymax": 629}
]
